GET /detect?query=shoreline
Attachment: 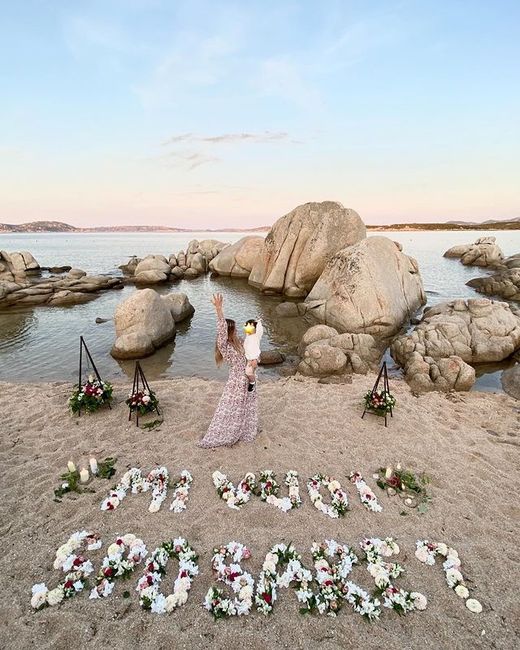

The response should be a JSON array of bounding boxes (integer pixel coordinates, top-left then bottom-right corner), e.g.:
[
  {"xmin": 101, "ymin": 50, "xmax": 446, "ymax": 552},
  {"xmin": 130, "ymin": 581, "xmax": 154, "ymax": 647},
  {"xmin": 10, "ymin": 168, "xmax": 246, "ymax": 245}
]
[{"xmin": 1, "ymin": 375, "xmax": 519, "ymax": 649}]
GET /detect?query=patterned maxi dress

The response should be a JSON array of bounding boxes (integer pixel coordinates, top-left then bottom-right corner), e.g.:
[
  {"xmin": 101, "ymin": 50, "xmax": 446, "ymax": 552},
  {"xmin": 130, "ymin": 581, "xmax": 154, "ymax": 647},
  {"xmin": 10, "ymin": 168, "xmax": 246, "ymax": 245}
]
[{"xmin": 198, "ymin": 314, "xmax": 258, "ymax": 448}]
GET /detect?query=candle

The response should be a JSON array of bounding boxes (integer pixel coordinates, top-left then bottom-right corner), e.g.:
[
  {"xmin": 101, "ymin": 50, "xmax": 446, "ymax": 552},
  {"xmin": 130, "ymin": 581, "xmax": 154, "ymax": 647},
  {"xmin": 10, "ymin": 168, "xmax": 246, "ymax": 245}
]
[
  {"xmin": 67, "ymin": 460, "xmax": 76, "ymax": 473},
  {"xmin": 80, "ymin": 468, "xmax": 89, "ymax": 483},
  {"xmin": 89, "ymin": 457, "xmax": 98, "ymax": 475}
]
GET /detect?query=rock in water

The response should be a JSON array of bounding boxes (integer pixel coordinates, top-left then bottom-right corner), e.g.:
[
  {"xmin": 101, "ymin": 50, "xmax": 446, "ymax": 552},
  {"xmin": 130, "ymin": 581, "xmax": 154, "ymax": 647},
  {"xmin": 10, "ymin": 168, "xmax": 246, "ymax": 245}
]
[
  {"xmin": 162, "ymin": 292, "xmax": 195, "ymax": 323},
  {"xmin": 209, "ymin": 236, "xmax": 264, "ymax": 277},
  {"xmin": 111, "ymin": 288, "xmax": 176, "ymax": 359},
  {"xmin": 501, "ymin": 364, "xmax": 520, "ymax": 400},
  {"xmin": 391, "ymin": 298, "xmax": 520, "ymax": 392},
  {"xmin": 304, "ymin": 237, "xmax": 426, "ymax": 337},
  {"xmin": 443, "ymin": 237, "xmax": 504, "ymax": 268},
  {"xmin": 467, "ymin": 268, "xmax": 520, "ymax": 302},
  {"xmin": 249, "ymin": 201, "xmax": 366, "ymax": 295},
  {"xmin": 259, "ymin": 350, "xmax": 285, "ymax": 365},
  {"xmin": 133, "ymin": 256, "xmax": 170, "ymax": 284}
]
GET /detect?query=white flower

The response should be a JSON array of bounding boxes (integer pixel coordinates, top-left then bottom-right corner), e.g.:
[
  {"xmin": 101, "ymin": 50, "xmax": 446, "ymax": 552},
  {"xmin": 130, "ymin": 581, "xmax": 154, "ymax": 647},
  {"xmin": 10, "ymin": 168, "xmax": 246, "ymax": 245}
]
[
  {"xmin": 411, "ymin": 592, "xmax": 428, "ymax": 610},
  {"xmin": 466, "ymin": 598, "xmax": 482, "ymax": 613},
  {"xmin": 107, "ymin": 543, "xmax": 120, "ymax": 557},
  {"xmin": 437, "ymin": 543, "xmax": 448, "ymax": 556},
  {"xmin": 414, "ymin": 546, "xmax": 430, "ymax": 564},
  {"xmin": 30, "ymin": 586, "xmax": 48, "ymax": 609},
  {"xmin": 455, "ymin": 585, "xmax": 470, "ymax": 599},
  {"xmin": 47, "ymin": 587, "xmax": 64, "ymax": 606},
  {"xmin": 328, "ymin": 480, "xmax": 341, "ymax": 491},
  {"xmin": 73, "ymin": 581, "xmax": 84, "ymax": 592}
]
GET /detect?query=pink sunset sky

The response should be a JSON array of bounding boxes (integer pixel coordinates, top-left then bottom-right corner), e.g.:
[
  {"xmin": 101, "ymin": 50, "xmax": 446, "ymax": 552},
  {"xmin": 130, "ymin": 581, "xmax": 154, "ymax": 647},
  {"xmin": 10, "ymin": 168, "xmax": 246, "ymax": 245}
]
[{"xmin": 1, "ymin": 1, "xmax": 519, "ymax": 228}]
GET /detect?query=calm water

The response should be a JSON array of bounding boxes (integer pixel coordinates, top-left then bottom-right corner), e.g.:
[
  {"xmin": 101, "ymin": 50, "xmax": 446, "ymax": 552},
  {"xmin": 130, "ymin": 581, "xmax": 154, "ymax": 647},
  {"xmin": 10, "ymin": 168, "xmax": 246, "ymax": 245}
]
[{"xmin": 0, "ymin": 230, "xmax": 518, "ymax": 389}]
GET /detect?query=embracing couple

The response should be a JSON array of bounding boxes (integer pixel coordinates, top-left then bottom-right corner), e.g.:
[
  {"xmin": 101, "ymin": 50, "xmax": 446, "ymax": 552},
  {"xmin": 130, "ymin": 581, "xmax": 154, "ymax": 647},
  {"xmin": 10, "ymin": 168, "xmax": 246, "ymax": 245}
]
[{"xmin": 198, "ymin": 293, "xmax": 263, "ymax": 448}]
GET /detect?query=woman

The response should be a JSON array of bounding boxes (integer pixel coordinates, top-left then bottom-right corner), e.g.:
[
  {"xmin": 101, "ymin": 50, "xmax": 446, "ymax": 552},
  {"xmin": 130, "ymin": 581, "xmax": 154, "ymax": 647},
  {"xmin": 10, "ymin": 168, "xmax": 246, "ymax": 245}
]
[{"xmin": 198, "ymin": 293, "xmax": 258, "ymax": 448}]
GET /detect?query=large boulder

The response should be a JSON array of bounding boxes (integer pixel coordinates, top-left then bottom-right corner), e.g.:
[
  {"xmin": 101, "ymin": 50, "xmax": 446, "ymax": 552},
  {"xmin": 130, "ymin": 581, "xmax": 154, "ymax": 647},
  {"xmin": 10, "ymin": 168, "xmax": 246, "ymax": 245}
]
[
  {"xmin": 467, "ymin": 268, "xmax": 520, "ymax": 302},
  {"xmin": 0, "ymin": 250, "xmax": 40, "ymax": 281},
  {"xmin": 501, "ymin": 364, "xmax": 520, "ymax": 400},
  {"xmin": 391, "ymin": 298, "xmax": 520, "ymax": 391},
  {"xmin": 249, "ymin": 201, "xmax": 366, "ymax": 296},
  {"xmin": 443, "ymin": 237, "xmax": 505, "ymax": 268},
  {"xmin": 119, "ymin": 256, "xmax": 141, "ymax": 275},
  {"xmin": 134, "ymin": 256, "xmax": 171, "ymax": 283},
  {"xmin": 134, "ymin": 270, "xmax": 168, "ymax": 284},
  {"xmin": 305, "ymin": 237, "xmax": 426, "ymax": 337},
  {"xmin": 210, "ymin": 236, "xmax": 264, "ymax": 278},
  {"xmin": 297, "ymin": 324, "xmax": 381, "ymax": 376},
  {"xmin": 111, "ymin": 289, "xmax": 176, "ymax": 360},
  {"xmin": 162, "ymin": 292, "xmax": 195, "ymax": 323}
]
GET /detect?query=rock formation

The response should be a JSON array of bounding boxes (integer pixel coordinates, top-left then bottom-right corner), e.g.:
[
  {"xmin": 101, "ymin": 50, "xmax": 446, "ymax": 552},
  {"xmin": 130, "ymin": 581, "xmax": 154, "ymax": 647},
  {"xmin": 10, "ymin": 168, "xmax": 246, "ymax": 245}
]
[
  {"xmin": 0, "ymin": 252, "xmax": 123, "ymax": 308},
  {"xmin": 123, "ymin": 239, "xmax": 229, "ymax": 284},
  {"xmin": 297, "ymin": 324, "xmax": 381, "ymax": 377},
  {"xmin": 391, "ymin": 298, "xmax": 520, "ymax": 392},
  {"xmin": 249, "ymin": 201, "xmax": 366, "ymax": 296},
  {"xmin": 111, "ymin": 289, "xmax": 195, "ymax": 359},
  {"xmin": 443, "ymin": 237, "xmax": 505, "ymax": 268},
  {"xmin": 304, "ymin": 237, "xmax": 426, "ymax": 337},
  {"xmin": 467, "ymin": 268, "xmax": 520, "ymax": 302},
  {"xmin": 209, "ymin": 236, "xmax": 264, "ymax": 277}
]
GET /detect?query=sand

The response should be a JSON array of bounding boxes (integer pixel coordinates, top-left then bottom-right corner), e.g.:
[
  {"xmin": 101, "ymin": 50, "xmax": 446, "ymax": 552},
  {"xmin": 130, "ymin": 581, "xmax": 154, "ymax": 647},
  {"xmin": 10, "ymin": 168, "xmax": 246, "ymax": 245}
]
[{"xmin": 0, "ymin": 375, "xmax": 519, "ymax": 650}]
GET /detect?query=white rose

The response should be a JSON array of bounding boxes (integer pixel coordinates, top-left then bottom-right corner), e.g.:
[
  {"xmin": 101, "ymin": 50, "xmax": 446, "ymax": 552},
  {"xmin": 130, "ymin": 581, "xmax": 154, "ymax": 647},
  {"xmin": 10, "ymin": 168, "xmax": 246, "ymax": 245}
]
[
  {"xmin": 414, "ymin": 546, "xmax": 430, "ymax": 564},
  {"xmin": 47, "ymin": 587, "xmax": 64, "ymax": 606},
  {"xmin": 328, "ymin": 480, "xmax": 341, "ymax": 491},
  {"xmin": 465, "ymin": 598, "xmax": 482, "ymax": 613},
  {"xmin": 107, "ymin": 543, "xmax": 120, "ymax": 557},
  {"xmin": 31, "ymin": 590, "xmax": 48, "ymax": 609},
  {"xmin": 149, "ymin": 501, "xmax": 161, "ymax": 513},
  {"xmin": 122, "ymin": 534, "xmax": 136, "ymax": 545},
  {"xmin": 436, "ymin": 543, "xmax": 448, "ymax": 556},
  {"xmin": 315, "ymin": 559, "xmax": 329, "ymax": 571},
  {"xmin": 411, "ymin": 592, "xmax": 428, "ymax": 610},
  {"xmin": 455, "ymin": 585, "xmax": 469, "ymax": 599},
  {"xmin": 263, "ymin": 561, "xmax": 276, "ymax": 574}
]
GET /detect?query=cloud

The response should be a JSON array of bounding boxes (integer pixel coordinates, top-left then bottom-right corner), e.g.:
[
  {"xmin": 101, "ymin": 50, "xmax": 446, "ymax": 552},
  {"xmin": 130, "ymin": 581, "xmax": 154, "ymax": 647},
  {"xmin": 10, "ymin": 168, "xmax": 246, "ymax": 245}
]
[
  {"xmin": 162, "ymin": 131, "xmax": 295, "ymax": 146},
  {"xmin": 155, "ymin": 150, "xmax": 220, "ymax": 170}
]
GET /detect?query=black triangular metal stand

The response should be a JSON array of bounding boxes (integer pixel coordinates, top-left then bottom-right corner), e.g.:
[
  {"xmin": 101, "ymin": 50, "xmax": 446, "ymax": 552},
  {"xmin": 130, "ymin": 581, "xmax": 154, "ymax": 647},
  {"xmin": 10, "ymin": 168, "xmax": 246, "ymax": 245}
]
[
  {"xmin": 77, "ymin": 335, "xmax": 111, "ymax": 417},
  {"xmin": 129, "ymin": 361, "xmax": 161, "ymax": 426},
  {"xmin": 361, "ymin": 361, "xmax": 393, "ymax": 427}
]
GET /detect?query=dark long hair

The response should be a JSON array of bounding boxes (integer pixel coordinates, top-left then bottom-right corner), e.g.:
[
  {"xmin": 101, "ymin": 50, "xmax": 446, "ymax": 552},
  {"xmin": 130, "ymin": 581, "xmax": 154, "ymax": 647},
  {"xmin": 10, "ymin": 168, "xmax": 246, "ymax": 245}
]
[{"xmin": 215, "ymin": 318, "xmax": 243, "ymax": 366}]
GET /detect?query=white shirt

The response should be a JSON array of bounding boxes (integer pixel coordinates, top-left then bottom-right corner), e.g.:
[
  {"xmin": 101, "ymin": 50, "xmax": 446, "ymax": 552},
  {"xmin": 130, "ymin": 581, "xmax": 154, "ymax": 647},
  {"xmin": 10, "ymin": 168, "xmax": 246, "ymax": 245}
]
[{"xmin": 243, "ymin": 320, "xmax": 264, "ymax": 361}]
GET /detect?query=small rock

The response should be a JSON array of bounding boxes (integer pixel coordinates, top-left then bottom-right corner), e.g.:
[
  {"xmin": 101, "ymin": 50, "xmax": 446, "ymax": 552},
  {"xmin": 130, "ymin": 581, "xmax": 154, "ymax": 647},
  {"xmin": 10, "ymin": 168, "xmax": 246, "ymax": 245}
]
[{"xmin": 259, "ymin": 350, "xmax": 285, "ymax": 365}]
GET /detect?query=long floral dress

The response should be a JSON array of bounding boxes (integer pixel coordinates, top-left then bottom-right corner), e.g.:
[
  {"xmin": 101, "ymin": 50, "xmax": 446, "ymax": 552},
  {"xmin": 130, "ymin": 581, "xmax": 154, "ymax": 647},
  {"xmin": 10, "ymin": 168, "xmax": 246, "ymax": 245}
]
[{"xmin": 198, "ymin": 314, "xmax": 258, "ymax": 448}]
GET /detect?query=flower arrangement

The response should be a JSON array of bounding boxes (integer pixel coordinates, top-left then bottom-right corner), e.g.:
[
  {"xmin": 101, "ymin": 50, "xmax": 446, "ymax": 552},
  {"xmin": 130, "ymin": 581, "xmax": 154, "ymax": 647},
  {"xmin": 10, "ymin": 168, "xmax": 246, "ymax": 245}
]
[
  {"xmin": 31, "ymin": 530, "xmax": 101, "ymax": 609},
  {"xmin": 255, "ymin": 470, "xmax": 301, "ymax": 512},
  {"xmin": 212, "ymin": 471, "xmax": 256, "ymax": 510},
  {"xmin": 349, "ymin": 472, "xmax": 382, "ymax": 513},
  {"xmin": 126, "ymin": 388, "xmax": 159, "ymax": 415},
  {"xmin": 255, "ymin": 543, "xmax": 313, "ymax": 615},
  {"xmin": 307, "ymin": 474, "xmax": 349, "ymax": 519},
  {"xmin": 363, "ymin": 390, "xmax": 396, "ymax": 415},
  {"xmin": 136, "ymin": 538, "xmax": 198, "ymax": 614},
  {"xmin": 69, "ymin": 375, "xmax": 113, "ymax": 414},
  {"xmin": 414, "ymin": 541, "xmax": 482, "ymax": 613},
  {"xmin": 204, "ymin": 542, "xmax": 254, "ymax": 618},
  {"xmin": 375, "ymin": 464, "xmax": 431, "ymax": 512},
  {"xmin": 360, "ymin": 537, "xmax": 426, "ymax": 615},
  {"xmin": 310, "ymin": 540, "xmax": 360, "ymax": 617},
  {"xmin": 89, "ymin": 534, "xmax": 147, "ymax": 600},
  {"xmin": 100, "ymin": 466, "xmax": 172, "ymax": 513},
  {"xmin": 169, "ymin": 470, "xmax": 193, "ymax": 513}
]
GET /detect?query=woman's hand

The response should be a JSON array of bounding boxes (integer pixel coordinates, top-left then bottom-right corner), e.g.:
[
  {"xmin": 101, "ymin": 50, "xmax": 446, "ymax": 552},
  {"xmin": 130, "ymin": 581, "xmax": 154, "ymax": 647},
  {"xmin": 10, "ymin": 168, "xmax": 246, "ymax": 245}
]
[{"xmin": 211, "ymin": 293, "xmax": 224, "ymax": 315}]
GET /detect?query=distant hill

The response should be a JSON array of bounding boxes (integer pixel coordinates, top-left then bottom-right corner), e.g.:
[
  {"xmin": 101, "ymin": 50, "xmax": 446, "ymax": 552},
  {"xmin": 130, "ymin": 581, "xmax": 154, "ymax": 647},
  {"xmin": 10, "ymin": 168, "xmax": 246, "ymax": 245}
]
[
  {"xmin": 368, "ymin": 220, "xmax": 520, "ymax": 231},
  {"xmin": 0, "ymin": 221, "xmax": 270, "ymax": 234}
]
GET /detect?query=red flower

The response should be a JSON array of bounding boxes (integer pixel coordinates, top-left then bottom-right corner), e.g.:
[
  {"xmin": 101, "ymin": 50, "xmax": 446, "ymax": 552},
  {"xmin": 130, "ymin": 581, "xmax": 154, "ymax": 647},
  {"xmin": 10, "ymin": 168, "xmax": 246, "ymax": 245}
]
[
  {"xmin": 147, "ymin": 562, "xmax": 155, "ymax": 571},
  {"xmin": 64, "ymin": 580, "xmax": 74, "ymax": 589},
  {"xmin": 180, "ymin": 570, "xmax": 188, "ymax": 578},
  {"xmin": 73, "ymin": 557, "xmax": 82, "ymax": 567},
  {"xmin": 103, "ymin": 567, "xmax": 113, "ymax": 577},
  {"xmin": 262, "ymin": 593, "xmax": 272, "ymax": 604},
  {"xmin": 146, "ymin": 575, "xmax": 153, "ymax": 585}
]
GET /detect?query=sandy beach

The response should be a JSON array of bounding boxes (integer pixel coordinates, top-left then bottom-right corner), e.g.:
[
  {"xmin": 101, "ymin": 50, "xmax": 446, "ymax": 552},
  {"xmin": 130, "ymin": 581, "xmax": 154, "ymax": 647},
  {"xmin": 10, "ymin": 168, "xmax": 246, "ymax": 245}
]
[{"xmin": 0, "ymin": 375, "xmax": 519, "ymax": 650}]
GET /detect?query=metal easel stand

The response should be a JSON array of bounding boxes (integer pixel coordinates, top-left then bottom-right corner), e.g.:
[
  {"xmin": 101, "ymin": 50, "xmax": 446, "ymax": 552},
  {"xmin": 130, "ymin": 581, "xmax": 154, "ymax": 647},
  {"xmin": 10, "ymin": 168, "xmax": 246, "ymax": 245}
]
[
  {"xmin": 129, "ymin": 361, "xmax": 161, "ymax": 427},
  {"xmin": 361, "ymin": 361, "xmax": 393, "ymax": 427}
]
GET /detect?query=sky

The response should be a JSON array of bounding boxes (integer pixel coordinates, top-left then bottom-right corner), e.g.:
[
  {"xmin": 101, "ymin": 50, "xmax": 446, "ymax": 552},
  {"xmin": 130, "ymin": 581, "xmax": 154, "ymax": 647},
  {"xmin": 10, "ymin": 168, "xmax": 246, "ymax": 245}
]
[{"xmin": 0, "ymin": 0, "xmax": 519, "ymax": 228}]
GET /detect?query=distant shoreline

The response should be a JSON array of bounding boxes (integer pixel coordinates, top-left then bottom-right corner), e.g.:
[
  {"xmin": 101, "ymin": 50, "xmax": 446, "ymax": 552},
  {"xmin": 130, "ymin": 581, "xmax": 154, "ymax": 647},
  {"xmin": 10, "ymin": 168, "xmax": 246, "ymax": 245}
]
[{"xmin": 1, "ymin": 220, "xmax": 519, "ymax": 234}]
